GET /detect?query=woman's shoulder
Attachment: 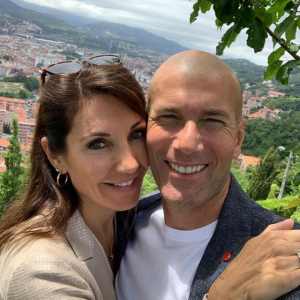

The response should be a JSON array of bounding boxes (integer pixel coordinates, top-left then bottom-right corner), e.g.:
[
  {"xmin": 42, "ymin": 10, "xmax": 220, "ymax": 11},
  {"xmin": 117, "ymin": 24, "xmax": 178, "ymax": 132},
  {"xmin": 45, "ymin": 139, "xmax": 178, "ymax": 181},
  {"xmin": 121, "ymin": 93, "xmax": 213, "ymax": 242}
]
[
  {"xmin": 0, "ymin": 236, "xmax": 97, "ymax": 300},
  {"xmin": 0, "ymin": 235, "xmax": 73, "ymax": 278}
]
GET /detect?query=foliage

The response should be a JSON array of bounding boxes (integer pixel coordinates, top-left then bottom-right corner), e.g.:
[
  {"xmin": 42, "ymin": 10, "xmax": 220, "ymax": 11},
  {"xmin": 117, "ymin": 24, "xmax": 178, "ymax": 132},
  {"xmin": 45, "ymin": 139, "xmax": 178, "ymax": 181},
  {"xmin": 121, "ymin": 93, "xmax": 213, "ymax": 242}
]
[
  {"xmin": 24, "ymin": 77, "xmax": 40, "ymax": 92},
  {"xmin": 242, "ymin": 114, "xmax": 300, "ymax": 158},
  {"xmin": 263, "ymin": 97, "xmax": 300, "ymax": 111},
  {"xmin": 274, "ymin": 154, "xmax": 300, "ymax": 197},
  {"xmin": 2, "ymin": 55, "xmax": 13, "ymax": 61},
  {"xmin": 141, "ymin": 169, "xmax": 158, "ymax": 195},
  {"xmin": 230, "ymin": 162, "xmax": 252, "ymax": 190},
  {"xmin": 190, "ymin": 0, "xmax": 300, "ymax": 84},
  {"xmin": 257, "ymin": 196, "xmax": 298, "ymax": 218},
  {"xmin": 246, "ymin": 147, "xmax": 282, "ymax": 200},
  {"xmin": 0, "ymin": 119, "xmax": 25, "ymax": 218},
  {"xmin": 3, "ymin": 73, "xmax": 26, "ymax": 82}
]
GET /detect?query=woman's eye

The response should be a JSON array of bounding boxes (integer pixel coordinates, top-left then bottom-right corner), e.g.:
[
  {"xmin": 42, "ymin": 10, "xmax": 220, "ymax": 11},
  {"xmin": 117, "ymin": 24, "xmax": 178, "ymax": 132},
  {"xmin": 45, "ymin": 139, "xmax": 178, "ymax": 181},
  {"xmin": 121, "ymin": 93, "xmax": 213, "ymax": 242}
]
[
  {"xmin": 131, "ymin": 129, "xmax": 146, "ymax": 139},
  {"xmin": 87, "ymin": 139, "xmax": 105, "ymax": 149}
]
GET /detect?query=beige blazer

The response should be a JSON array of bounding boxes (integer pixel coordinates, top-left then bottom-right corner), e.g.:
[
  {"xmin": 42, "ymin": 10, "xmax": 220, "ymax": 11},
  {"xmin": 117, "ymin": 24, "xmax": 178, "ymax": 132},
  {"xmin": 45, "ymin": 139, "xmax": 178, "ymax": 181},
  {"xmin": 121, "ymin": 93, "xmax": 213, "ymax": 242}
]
[{"xmin": 0, "ymin": 210, "xmax": 116, "ymax": 300}]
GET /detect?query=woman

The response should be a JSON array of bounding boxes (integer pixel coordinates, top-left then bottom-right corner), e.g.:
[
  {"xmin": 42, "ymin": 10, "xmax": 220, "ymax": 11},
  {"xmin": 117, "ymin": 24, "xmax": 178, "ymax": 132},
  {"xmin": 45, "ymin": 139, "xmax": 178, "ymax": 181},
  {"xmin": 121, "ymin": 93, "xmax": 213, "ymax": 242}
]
[{"xmin": 0, "ymin": 56, "xmax": 148, "ymax": 300}]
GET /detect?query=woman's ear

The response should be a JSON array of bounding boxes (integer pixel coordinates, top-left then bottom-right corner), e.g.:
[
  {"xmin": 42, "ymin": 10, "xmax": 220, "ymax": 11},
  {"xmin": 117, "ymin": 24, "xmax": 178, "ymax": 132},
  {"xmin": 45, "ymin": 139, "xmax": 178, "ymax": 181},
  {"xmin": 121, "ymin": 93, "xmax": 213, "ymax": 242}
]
[{"xmin": 41, "ymin": 137, "xmax": 67, "ymax": 173}]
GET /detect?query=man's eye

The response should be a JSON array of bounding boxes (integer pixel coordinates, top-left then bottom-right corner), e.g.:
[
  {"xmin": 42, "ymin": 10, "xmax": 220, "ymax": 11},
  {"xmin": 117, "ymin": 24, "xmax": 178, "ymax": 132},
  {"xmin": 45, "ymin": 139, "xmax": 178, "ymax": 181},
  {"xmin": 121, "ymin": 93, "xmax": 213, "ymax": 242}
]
[
  {"xmin": 87, "ymin": 139, "xmax": 105, "ymax": 149},
  {"xmin": 160, "ymin": 114, "xmax": 177, "ymax": 119},
  {"xmin": 207, "ymin": 118, "xmax": 223, "ymax": 124}
]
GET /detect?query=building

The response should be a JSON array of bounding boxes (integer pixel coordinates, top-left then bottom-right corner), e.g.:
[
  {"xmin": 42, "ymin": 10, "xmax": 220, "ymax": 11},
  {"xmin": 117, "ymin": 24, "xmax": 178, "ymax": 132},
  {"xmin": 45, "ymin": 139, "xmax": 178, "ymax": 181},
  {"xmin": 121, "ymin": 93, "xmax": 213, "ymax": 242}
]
[
  {"xmin": 242, "ymin": 104, "xmax": 251, "ymax": 117},
  {"xmin": 236, "ymin": 154, "xmax": 260, "ymax": 172},
  {"xmin": 18, "ymin": 118, "xmax": 36, "ymax": 145},
  {"xmin": 0, "ymin": 109, "xmax": 5, "ymax": 137},
  {"xmin": 268, "ymin": 91, "xmax": 285, "ymax": 98},
  {"xmin": 0, "ymin": 97, "xmax": 25, "ymax": 110},
  {"xmin": 0, "ymin": 138, "xmax": 9, "ymax": 158}
]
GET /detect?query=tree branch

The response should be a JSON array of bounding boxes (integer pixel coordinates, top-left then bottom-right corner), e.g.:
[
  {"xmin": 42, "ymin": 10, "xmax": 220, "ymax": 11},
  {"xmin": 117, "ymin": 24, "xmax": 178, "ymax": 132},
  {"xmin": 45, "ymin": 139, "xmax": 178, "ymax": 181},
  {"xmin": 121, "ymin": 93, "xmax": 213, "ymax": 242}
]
[{"xmin": 255, "ymin": 17, "xmax": 299, "ymax": 60}]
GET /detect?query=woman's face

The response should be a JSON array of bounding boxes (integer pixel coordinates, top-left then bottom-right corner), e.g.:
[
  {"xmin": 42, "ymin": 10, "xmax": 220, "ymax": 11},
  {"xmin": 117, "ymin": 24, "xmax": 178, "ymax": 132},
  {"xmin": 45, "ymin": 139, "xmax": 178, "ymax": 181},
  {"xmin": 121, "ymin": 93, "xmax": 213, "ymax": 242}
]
[{"xmin": 59, "ymin": 94, "xmax": 148, "ymax": 212}]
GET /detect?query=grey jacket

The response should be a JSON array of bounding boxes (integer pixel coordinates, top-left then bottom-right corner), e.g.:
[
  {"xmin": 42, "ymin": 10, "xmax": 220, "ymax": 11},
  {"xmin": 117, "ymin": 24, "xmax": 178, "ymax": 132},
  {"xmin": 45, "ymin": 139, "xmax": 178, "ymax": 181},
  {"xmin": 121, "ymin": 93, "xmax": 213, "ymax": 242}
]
[
  {"xmin": 0, "ymin": 210, "xmax": 116, "ymax": 300},
  {"xmin": 116, "ymin": 175, "xmax": 300, "ymax": 300}
]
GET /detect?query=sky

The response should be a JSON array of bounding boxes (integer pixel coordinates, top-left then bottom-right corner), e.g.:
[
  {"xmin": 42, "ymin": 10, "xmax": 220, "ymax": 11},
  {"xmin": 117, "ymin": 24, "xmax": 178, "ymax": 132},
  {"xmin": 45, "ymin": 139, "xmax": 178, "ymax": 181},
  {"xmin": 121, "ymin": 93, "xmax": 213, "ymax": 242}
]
[{"xmin": 15, "ymin": 0, "xmax": 283, "ymax": 66}]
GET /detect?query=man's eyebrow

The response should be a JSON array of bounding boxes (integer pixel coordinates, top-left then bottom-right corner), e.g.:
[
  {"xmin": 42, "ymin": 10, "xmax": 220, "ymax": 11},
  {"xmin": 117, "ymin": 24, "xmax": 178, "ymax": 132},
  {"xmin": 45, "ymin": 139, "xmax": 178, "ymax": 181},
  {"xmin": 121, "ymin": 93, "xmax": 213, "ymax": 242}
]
[
  {"xmin": 203, "ymin": 109, "xmax": 231, "ymax": 120},
  {"xmin": 151, "ymin": 107, "xmax": 181, "ymax": 114}
]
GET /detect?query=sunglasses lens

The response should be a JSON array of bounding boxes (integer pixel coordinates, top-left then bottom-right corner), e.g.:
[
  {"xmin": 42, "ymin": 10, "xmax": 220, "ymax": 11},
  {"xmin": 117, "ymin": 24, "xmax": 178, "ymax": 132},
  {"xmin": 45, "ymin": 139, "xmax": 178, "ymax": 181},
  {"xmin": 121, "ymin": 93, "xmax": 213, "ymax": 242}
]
[
  {"xmin": 89, "ymin": 55, "xmax": 121, "ymax": 65},
  {"xmin": 46, "ymin": 62, "xmax": 81, "ymax": 74}
]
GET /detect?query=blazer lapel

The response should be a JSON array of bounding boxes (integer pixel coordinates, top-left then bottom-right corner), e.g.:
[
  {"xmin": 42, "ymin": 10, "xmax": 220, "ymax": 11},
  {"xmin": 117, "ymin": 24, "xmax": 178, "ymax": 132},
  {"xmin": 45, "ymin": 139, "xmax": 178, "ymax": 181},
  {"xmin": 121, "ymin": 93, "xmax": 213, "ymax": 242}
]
[
  {"xmin": 65, "ymin": 210, "xmax": 94, "ymax": 262},
  {"xmin": 189, "ymin": 176, "xmax": 254, "ymax": 300}
]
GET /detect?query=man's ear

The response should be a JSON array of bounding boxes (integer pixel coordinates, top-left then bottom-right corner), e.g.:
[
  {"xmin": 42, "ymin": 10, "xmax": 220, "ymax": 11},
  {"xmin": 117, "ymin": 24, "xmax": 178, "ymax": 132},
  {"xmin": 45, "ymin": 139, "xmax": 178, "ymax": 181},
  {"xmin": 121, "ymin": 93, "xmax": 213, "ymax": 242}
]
[
  {"xmin": 233, "ymin": 119, "xmax": 246, "ymax": 160},
  {"xmin": 41, "ymin": 137, "xmax": 67, "ymax": 173}
]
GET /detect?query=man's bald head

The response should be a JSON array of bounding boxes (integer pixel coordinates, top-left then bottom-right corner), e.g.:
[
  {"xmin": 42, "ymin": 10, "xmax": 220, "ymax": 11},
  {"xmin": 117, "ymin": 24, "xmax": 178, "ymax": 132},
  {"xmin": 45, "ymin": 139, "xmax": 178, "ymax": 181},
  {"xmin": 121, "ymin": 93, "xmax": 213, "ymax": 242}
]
[{"xmin": 148, "ymin": 50, "xmax": 243, "ymax": 122}]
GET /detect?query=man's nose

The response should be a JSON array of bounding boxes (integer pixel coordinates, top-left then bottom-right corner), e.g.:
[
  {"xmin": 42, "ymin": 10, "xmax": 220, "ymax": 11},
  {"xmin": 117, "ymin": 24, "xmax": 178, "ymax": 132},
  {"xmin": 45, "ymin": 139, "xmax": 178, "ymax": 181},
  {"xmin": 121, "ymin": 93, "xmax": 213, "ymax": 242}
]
[{"xmin": 173, "ymin": 121, "xmax": 203, "ymax": 155}]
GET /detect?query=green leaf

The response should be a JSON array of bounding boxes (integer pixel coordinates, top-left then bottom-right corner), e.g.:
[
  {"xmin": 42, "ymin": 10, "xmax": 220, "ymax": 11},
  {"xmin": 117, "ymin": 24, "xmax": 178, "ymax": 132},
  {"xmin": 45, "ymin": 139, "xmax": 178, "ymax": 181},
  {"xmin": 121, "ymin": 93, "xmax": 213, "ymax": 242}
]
[
  {"xmin": 264, "ymin": 60, "xmax": 283, "ymax": 80},
  {"xmin": 241, "ymin": 7, "xmax": 256, "ymax": 27},
  {"xmin": 216, "ymin": 26, "xmax": 236, "ymax": 55},
  {"xmin": 284, "ymin": 1, "xmax": 295, "ymax": 11},
  {"xmin": 262, "ymin": 12, "xmax": 273, "ymax": 28},
  {"xmin": 285, "ymin": 197, "xmax": 300, "ymax": 209},
  {"xmin": 276, "ymin": 64, "xmax": 292, "ymax": 85},
  {"xmin": 216, "ymin": 21, "xmax": 242, "ymax": 55},
  {"xmin": 285, "ymin": 42, "xmax": 299, "ymax": 53},
  {"xmin": 215, "ymin": 19, "xmax": 223, "ymax": 29},
  {"xmin": 298, "ymin": 17, "xmax": 300, "ymax": 29},
  {"xmin": 286, "ymin": 19, "xmax": 297, "ymax": 41},
  {"xmin": 294, "ymin": 173, "xmax": 300, "ymax": 187},
  {"xmin": 190, "ymin": 0, "xmax": 201, "ymax": 24},
  {"xmin": 285, "ymin": 59, "xmax": 300, "ymax": 68},
  {"xmin": 246, "ymin": 21, "xmax": 267, "ymax": 53},
  {"xmin": 200, "ymin": 0, "xmax": 212, "ymax": 13},
  {"xmin": 267, "ymin": 0, "xmax": 291, "ymax": 22},
  {"xmin": 268, "ymin": 47, "xmax": 285, "ymax": 64},
  {"xmin": 274, "ymin": 15, "xmax": 294, "ymax": 38},
  {"xmin": 210, "ymin": 0, "xmax": 229, "ymax": 4},
  {"xmin": 213, "ymin": 2, "xmax": 237, "ymax": 25}
]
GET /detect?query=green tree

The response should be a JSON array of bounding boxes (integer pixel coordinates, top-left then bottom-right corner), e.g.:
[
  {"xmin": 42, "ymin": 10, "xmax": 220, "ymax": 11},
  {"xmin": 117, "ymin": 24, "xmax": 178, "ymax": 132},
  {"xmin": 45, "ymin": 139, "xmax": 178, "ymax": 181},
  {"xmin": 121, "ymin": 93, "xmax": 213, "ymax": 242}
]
[
  {"xmin": 141, "ymin": 170, "xmax": 158, "ymax": 195},
  {"xmin": 19, "ymin": 89, "xmax": 28, "ymax": 99},
  {"xmin": 246, "ymin": 147, "xmax": 282, "ymax": 201},
  {"xmin": 190, "ymin": 0, "xmax": 300, "ymax": 84},
  {"xmin": 24, "ymin": 77, "xmax": 40, "ymax": 92},
  {"xmin": 0, "ymin": 119, "xmax": 25, "ymax": 217}
]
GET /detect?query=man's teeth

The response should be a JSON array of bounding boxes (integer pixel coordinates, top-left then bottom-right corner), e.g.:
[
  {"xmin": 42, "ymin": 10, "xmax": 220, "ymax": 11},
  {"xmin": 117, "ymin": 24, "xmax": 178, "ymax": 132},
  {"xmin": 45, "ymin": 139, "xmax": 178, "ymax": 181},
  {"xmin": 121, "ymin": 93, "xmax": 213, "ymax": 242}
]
[
  {"xmin": 113, "ymin": 179, "xmax": 134, "ymax": 187},
  {"xmin": 169, "ymin": 162, "xmax": 206, "ymax": 174}
]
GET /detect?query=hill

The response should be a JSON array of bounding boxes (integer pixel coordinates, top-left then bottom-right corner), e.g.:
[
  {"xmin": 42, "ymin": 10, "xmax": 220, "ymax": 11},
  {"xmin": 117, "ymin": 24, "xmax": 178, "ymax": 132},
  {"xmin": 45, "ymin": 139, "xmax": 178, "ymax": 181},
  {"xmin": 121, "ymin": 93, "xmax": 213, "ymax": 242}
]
[
  {"xmin": 10, "ymin": 0, "xmax": 96, "ymax": 26},
  {"xmin": 0, "ymin": 0, "xmax": 76, "ymax": 35},
  {"xmin": 223, "ymin": 58, "xmax": 266, "ymax": 86},
  {"xmin": 77, "ymin": 22, "xmax": 188, "ymax": 56}
]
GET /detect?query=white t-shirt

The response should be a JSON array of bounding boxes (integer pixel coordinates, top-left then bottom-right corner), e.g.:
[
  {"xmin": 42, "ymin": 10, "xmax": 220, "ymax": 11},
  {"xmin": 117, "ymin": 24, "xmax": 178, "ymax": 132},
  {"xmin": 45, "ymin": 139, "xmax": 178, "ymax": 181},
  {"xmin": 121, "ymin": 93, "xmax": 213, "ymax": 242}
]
[{"xmin": 115, "ymin": 204, "xmax": 217, "ymax": 300}]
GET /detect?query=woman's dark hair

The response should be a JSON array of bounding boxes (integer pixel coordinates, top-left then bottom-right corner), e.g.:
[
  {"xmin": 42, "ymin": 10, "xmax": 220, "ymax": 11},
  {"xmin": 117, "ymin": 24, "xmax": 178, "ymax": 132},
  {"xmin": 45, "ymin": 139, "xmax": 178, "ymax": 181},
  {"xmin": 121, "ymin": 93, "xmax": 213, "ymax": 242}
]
[{"xmin": 0, "ymin": 65, "xmax": 146, "ymax": 252}]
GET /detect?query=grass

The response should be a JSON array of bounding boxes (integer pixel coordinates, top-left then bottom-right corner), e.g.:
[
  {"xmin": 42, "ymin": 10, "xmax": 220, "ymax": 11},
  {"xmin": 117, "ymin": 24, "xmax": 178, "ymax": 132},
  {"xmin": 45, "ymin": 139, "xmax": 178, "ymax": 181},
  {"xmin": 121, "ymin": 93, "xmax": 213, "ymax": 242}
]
[{"xmin": 0, "ymin": 82, "xmax": 25, "ymax": 93}]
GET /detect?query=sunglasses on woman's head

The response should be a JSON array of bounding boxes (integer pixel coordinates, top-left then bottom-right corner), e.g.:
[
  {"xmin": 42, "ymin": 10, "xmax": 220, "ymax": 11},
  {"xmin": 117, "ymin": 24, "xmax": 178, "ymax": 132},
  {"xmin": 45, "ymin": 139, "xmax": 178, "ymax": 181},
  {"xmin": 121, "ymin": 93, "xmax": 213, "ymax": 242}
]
[{"xmin": 39, "ymin": 54, "xmax": 122, "ymax": 86}]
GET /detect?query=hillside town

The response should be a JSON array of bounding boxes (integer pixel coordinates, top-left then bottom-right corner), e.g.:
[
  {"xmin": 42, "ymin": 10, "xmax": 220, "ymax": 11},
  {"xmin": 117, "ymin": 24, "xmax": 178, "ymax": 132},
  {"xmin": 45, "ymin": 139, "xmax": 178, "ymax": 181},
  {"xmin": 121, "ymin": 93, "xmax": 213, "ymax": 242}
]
[{"xmin": 0, "ymin": 17, "xmax": 297, "ymax": 174}]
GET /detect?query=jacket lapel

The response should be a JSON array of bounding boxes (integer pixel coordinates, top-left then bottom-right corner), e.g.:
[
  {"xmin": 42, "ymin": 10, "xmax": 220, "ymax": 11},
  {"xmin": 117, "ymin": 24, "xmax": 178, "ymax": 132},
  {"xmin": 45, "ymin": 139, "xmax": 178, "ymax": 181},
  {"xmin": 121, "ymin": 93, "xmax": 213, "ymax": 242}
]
[{"xmin": 189, "ymin": 176, "xmax": 254, "ymax": 300}]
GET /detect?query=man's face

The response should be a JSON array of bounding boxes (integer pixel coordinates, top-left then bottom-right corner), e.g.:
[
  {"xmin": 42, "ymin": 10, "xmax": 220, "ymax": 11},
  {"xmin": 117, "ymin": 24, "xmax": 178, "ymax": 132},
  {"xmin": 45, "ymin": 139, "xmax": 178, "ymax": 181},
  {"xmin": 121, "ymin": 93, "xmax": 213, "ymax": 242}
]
[{"xmin": 146, "ymin": 71, "xmax": 246, "ymax": 209}]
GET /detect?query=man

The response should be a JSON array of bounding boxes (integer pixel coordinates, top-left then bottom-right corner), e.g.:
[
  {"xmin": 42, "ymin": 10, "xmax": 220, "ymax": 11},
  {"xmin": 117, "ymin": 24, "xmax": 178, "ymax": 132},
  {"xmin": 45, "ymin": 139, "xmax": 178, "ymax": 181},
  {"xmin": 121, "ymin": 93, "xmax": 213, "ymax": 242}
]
[{"xmin": 115, "ymin": 50, "xmax": 300, "ymax": 299}]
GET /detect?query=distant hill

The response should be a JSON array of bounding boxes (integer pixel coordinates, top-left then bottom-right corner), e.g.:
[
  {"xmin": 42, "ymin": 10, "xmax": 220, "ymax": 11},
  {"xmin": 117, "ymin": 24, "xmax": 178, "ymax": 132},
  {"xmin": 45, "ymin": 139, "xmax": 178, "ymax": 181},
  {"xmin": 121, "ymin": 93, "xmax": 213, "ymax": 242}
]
[
  {"xmin": 0, "ymin": 0, "xmax": 74, "ymax": 31},
  {"xmin": 77, "ymin": 21, "xmax": 188, "ymax": 56},
  {"xmin": 10, "ymin": 0, "xmax": 96, "ymax": 26},
  {"xmin": 223, "ymin": 58, "xmax": 266, "ymax": 86}
]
